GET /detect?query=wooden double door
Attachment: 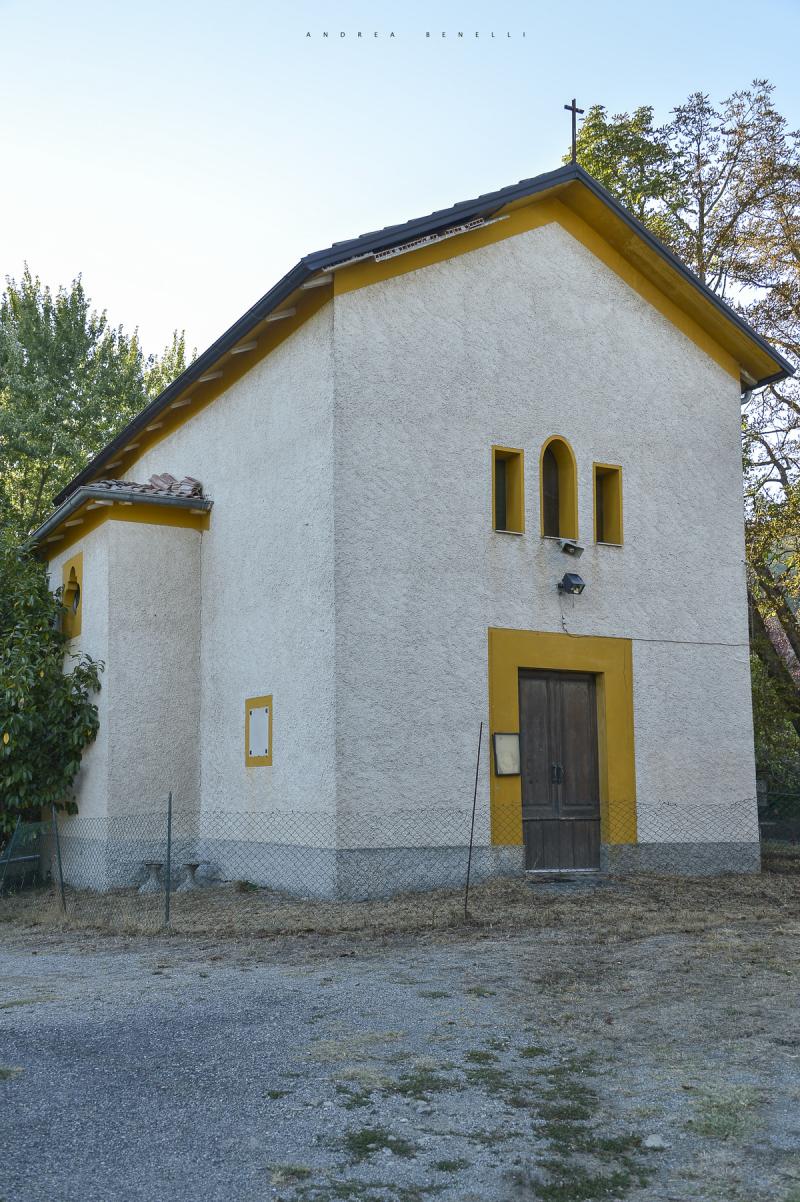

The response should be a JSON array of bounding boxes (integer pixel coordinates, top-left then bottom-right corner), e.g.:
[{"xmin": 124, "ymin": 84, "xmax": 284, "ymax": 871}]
[{"xmin": 519, "ymin": 669, "xmax": 601, "ymax": 871}]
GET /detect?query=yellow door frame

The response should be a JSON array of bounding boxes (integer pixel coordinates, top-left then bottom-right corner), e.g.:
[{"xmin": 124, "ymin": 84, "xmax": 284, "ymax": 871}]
[{"xmin": 488, "ymin": 627, "xmax": 637, "ymax": 847}]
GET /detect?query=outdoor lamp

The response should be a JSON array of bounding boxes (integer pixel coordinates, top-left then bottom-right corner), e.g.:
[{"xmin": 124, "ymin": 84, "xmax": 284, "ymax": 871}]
[{"xmin": 558, "ymin": 572, "xmax": 586, "ymax": 595}]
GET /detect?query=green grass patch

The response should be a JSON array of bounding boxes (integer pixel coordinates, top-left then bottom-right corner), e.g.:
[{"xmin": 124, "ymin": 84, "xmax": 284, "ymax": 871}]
[
  {"xmin": 688, "ymin": 1087, "xmax": 760, "ymax": 1140},
  {"xmin": 468, "ymin": 1127, "xmax": 520, "ymax": 1146},
  {"xmin": 433, "ymin": 1158, "xmax": 469, "ymax": 1173},
  {"xmin": 270, "ymin": 1163, "xmax": 312, "ymax": 1185},
  {"xmin": 529, "ymin": 1164, "xmax": 646, "ymax": 1201},
  {"xmin": 465, "ymin": 1064, "xmax": 523, "ymax": 1097},
  {"xmin": 464, "ymin": 1049, "xmax": 497, "ymax": 1065},
  {"xmin": 335, "ymin": 1085, "xmax": 374, "ymax": 1110},
  {"xmin": 519, "ymin": 1044, "xmax": 548, "ymax": 1059},
  {"xmin": 391, "ymin": 1067, "xmax": 458, "ymax": 1100},
  {"xmin": 341, "ymin": 1126, "xmax": 417, "ymax": 1163}
]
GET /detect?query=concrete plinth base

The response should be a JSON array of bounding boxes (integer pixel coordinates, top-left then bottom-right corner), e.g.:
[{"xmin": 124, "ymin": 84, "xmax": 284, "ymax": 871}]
[{"xmin": 601, "ymin": 841, "xmax": 761, "ymax": 876}]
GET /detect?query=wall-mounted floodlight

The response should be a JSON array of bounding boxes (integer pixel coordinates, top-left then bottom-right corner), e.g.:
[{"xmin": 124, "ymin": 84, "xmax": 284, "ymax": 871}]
[
  {"xmin": 558, "ymin": 572, "xmax": 586, "ymax": 595},
  {"xmin": 560, "ymin": 539, "xmax": 584, "ymax": 558}
]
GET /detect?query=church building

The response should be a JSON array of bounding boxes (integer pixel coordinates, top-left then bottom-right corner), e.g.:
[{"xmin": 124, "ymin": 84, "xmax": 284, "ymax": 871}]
[{"xmin": 31, "ymin": 163, "xmax": 793, "ymax": 893}]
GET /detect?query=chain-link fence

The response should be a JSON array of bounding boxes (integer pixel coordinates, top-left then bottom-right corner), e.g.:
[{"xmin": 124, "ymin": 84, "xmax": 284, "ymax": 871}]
[
  {"xmin": 757, "ymin": 787, "xmax": 800, "ymax": 874},
  {"xmin": 1, "ymin": 790, "xmax": 797, "ymax": 935}
]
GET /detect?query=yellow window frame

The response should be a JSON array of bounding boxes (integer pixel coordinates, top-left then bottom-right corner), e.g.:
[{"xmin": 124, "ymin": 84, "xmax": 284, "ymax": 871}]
[
  {"xmin": 61, "ymin": 551, "xmax": 83, "ymax": 640},
  {"xmin": 245, "ymin": 695, "xmax": 273, "ymax": 767},
  {"xmin": 491, "ymin": 446, "xmax": 525, "ymax": 534},
  {"xmin": 539, "ymin": 436, "xmax": 578, "ymax": 540},
  {"xmin": 593, "ymin": 463, "xmax": 623, "ymax": 545}
]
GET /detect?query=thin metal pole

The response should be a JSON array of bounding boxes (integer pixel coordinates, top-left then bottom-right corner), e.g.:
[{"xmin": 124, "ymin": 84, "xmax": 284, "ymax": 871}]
[
  {"xmin": 464, "ymin": 723, "xmax": 484, "ymax": 921},
  {"xmin": 165, "ymin": 791, "xmax": 172, "ymax": 928},
  {"xmin": 0, "ymin": 816, "xmax": 21, "ymax": 895},
  {"xmin": 51, "ymin": 805, "xmax": 66, "ymax": 914}
]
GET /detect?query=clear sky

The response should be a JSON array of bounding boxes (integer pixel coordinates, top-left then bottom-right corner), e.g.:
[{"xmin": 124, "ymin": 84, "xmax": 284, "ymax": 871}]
[{"xmin": 1, "ymin": 0, "xmax": 799, "ymax": 357}]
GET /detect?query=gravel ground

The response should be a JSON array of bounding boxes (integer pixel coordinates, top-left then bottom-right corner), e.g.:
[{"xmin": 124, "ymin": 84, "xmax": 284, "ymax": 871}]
[{"xmin": 2, "ymin": 877, "xmax": 800, "ymax": 1202}]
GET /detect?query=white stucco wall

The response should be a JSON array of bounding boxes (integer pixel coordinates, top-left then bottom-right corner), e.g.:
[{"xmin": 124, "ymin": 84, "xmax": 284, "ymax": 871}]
[
  {"xmin": 105, "ymin": 521, "xmax": 201, "ymax": 814},
  {"xmin": 331, "ymin": 220, "xmax": 757, "ymax": 846},
  {"xmin": 128, "ymin": 305, "xmax": 337, "ymax": 822}
]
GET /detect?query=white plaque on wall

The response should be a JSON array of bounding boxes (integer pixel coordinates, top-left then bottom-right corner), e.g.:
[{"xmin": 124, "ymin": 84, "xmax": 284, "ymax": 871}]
[
  {"xmin": 249, "ymin": 705, "xmax": 270, "ymax": 758},
  {"xmin": 492, "ymin": 732, "xmax": 520, "ymax": 776}
]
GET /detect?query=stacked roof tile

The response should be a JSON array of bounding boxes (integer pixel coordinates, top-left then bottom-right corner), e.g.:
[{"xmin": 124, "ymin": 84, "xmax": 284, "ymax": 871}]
[{"xmin": 91, "ymin": 474, "xmax": 204, "ymax": 499}]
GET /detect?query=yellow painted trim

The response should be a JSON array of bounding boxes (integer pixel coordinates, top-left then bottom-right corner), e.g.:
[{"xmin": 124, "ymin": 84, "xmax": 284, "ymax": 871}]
[
  {"xmin": 333, "ymin": 199, "xmax": 562, "ymax": 296},
  {"xmin": 487, "ymin": 627, "xmax": 637, "ymax": 848},
  {"xmin": 61, "ymin": 551, "xmax": 83, "ymax": 639},
  {"xmin": 593, "ymin": 462, "xmax": 624, "ymax": 545},
  {"xmin": 491, "ymin": 445, "xmax": 525, "ymax": 533},
  {"xmin": 539, "ymin": 435, "xmax": 578, "ymax": 540},
  {"xmin": 40, "ymin": 502, "xmax": 210, "ymax": 559},
  {"xmin": 245, "ymin": 694, "xmax": 273, "ymax": 767}
]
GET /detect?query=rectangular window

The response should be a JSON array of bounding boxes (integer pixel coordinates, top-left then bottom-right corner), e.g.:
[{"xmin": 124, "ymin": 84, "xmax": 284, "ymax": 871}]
[
  {"xmin": 594, "ymin": 464, "xmax": 623, "ymax": 545},
  {"xmin": 492, "ymin": 447, "xmax": 525, "ymax": 534}
]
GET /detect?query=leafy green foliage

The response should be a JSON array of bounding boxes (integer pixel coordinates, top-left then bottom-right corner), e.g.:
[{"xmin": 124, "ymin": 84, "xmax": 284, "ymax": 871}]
[
  {"xmin": 569, "ymin": 104, "xmax": 678, "ymax": 241},
  {"xmin": 571, "ymin": 81, "xmax": 800, "ymax": 498},
  {"xmin": 750, "ymin": 654, "xmax": 800, "ymax": 790},
  {"xmin": 0, "ymin": 529, "xmax": 102, "ymax": 835},
  {"xmin": 0, "ymin": 269, "xmax": 192, "ymax": 534}
]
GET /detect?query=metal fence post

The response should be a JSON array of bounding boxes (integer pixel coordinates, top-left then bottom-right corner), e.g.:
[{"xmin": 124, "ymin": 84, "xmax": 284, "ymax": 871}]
[
  {"xmin": 0, "ymin": 816, "xmax": 21, "ymax": 896},
  {"xmin": 51, "ymin": 805, "xmax": 66, "ymax": 914},
  {"xmin": 164, "ymin": 791, "xmax": 172, "ymax": 928},
  {"xmin": 464, "ymin": 723, "xmax": 484, "ymax": 920}
]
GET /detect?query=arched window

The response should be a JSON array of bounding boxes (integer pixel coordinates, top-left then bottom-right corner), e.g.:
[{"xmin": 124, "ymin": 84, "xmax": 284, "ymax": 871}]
[
  {"xmin": 539, "ymin": 437, "xmax": 578, "ymax": 540},
  {"xmin": 542, "ymin": 447, "xmax": 559, "ymax": 537},
  {"xmin": 64, "ymin": 568, "xmax": 80, "ymax": 614},
  {"xmin": 61, "ymin": 552, "xmax": 83, "ymax": 639}
]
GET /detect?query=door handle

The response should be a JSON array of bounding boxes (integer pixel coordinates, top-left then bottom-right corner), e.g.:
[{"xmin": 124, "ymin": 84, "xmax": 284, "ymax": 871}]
[{"xmin": 551, "ymin": 763, "xmax": 564, "ymax": 785}]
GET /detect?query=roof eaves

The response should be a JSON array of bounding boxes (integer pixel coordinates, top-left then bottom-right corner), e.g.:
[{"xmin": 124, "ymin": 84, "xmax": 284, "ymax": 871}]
[
  {"xmin": 31, "ymin": 486, "xmax": 213, "ymax": 549},
  {"xmin": 569, "ymin": 166, "xmax": 795, "ymax": 387}
]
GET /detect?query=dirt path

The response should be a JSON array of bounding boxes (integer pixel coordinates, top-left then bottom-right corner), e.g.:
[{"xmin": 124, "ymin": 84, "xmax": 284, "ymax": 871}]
[{"xmin": 2, "ymin": 878, "xmax": 800, "ymax": 1201}]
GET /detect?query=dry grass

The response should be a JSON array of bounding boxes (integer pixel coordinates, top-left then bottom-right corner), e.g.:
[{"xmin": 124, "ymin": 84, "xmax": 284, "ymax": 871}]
[{"xmin": 1, "ymin": 860, "xmax": 798, "ymax": 942}]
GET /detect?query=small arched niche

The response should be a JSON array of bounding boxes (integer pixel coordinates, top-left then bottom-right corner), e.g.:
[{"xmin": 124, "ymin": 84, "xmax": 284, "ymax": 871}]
[
  {"xmin": 61, "ymin": 552, "xmax": 83, "ymax": 639},
  {"xmin": 539, "ymin": 436, "xmax": 578, "ymax": 540}
]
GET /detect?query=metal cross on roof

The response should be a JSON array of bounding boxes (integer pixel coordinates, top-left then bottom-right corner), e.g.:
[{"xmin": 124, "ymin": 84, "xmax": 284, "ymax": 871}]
[{"xmin": 564, "ymin": 98, "xmax": 585, "ymax": 163}]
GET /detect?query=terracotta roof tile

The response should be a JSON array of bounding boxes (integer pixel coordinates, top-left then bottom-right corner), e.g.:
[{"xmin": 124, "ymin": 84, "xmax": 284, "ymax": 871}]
[{"xmin": 91, "ymin": 474, "xmax": 205, "ymax": 499}]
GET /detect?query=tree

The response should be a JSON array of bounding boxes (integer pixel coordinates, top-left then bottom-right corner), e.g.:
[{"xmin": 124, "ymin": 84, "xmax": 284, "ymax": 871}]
[
  {"xmin": 749, "ymin": 653, "xmax": 800, "ymax": 791},
  {"xmin": 0, "ymin": 269, "xmax": 192, "ymax": 535},
  {"xmin": 0, "ymin": 528, "xmax": 102, "ymax": 837},
  {"xmin": 571, "ymin": 83, "xmax": 800, "ymax": 781},
  {"xmin": 571, "ymin": 81, "xmax": 800, "ymax": 499},
  {"xmin": 569, "ymin": 104, "xmax": 678, "ymax": 240}
]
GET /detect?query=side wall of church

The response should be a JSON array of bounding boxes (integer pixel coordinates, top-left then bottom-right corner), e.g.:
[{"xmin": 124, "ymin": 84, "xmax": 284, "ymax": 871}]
[
  {"xmin": 330, "ymin": 220, "xmax": 757, "ymax": 877},
  {"xmin": 127, "ymin": 305, "xmax": 338, "ymax": 873}
]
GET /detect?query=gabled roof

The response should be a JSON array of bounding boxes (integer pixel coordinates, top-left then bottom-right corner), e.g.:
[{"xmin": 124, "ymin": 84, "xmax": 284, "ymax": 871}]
[{"xmin": 54, "ymin": 163, "xmax": 794, "ymax": 507}]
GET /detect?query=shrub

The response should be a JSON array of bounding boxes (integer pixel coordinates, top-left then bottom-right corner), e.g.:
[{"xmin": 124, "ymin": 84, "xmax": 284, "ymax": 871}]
[{"xmin": 0, "ymin": 527, "xmax": 102, "ymax": 837}]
